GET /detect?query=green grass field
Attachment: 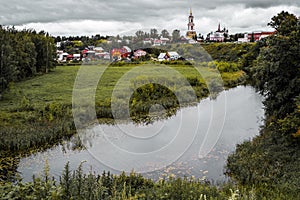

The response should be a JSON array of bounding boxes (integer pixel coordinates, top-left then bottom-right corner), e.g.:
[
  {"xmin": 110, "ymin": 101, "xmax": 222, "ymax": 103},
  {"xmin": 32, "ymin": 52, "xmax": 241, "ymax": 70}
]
[
  {"xmin": 1, "ymin": 66, "xmax": 79, "ymax": 109},
  {"xmin": 1, "ymin": 63, "xmax": 243, "ymax": 111}
]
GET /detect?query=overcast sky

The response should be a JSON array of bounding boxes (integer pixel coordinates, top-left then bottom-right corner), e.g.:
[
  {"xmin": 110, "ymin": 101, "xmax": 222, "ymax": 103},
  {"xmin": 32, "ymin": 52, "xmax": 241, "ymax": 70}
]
[{"xmin": 1, "ymin": 0, "xmax": 300, "ymax": 37}]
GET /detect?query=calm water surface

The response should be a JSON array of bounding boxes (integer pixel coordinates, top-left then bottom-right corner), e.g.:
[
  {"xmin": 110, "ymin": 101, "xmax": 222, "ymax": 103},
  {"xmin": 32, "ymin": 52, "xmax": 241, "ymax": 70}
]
[{"xmin": 18, "ymin": 86, "xmax": 264, "ymax": 182}]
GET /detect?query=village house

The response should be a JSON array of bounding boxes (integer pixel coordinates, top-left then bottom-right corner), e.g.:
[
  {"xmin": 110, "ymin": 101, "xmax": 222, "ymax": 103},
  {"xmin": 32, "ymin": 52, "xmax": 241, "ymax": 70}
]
[
  {"xmin": 134, "ymin": 49, "xmax": 147, "ymax": 59},
  {"xmin": 56, "ymin": 42, "xmax": 62, "ymax": 48},
  {"xmin": 247, "ymin": 31, "xmax": 276, "ymax": 42},
  {"xmin": 237, "ymin": 31, "xmax": 276, "ymax": 42},
  {"xmin": 57, "ymin": 51, "xmax": 69, "ymax": 62},
  {"xmin": 160, "ymin": 37, "xmax": 170, "ymax": 45},
  {"xmin": 111, "ymin": 46, "xmax": 132, "ymax": 60},
  {"xmin": 73, "ymin": 54, "xmax": 81, "ymax": 61},
  {"xmin": 88, "ymin": 46, "xmax": 95, "ymax": 50},
  {"xmin": 238, "ymin": 33, "xmax": 249, "ymax": 43},
  {"xmin": 143, "ymin": 38, "xmax": 152, "ymax": 45},
  {"xmin": 94, "ymin": 47, "xmax": 104, "ymax": 53},
  {"xmin": 153, "ymin": 39, "xmax": 162, "ymax": 46},
  {"xmin": 158, "ymin": 51, "xmax": 180, "ymax": 61},
  {"xmin": 96, "ymin": 52, "xmax": 110, "ymax": 60}
]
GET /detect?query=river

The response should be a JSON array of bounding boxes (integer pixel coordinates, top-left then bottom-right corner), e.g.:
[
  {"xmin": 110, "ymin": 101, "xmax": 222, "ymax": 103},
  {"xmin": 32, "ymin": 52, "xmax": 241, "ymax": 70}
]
[{"xmin": 18, "ymin": 86, "xmax": 264, "ymax": 182}]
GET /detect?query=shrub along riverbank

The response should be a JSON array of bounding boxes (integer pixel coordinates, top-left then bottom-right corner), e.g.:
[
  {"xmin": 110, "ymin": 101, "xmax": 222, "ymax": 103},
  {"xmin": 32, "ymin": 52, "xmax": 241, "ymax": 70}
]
[
  {"xmin": 0, "ymin": 161, "xmax": 296, "ymax": 199},
  {"xmin": 0, "ymin": 162, "xmax": 256, "ymax": 199}
]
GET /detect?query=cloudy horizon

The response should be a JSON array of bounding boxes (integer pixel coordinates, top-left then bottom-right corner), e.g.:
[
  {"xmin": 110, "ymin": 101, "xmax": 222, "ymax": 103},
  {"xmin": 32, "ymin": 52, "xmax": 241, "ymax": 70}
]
[{"xmin": 1, "ymin": 0, "xmax": 300, "ymax": 37}]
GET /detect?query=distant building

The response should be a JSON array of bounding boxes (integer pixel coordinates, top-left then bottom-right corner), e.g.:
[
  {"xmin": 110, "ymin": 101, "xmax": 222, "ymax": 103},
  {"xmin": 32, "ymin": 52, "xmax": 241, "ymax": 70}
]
[
  {"xmin": 188, "ymin": 39, "xmax": 198, "ymax": 44},
  {"xmin": 158, "ymin": 51, "xmax": 180, "ymax": 61},
  {"xmin": 153, "ymin": 39, "xmax": 162, "ymax": 46},
  {"xmin": 57, "ymin": 52, "xmax": 69, "ymax": 62},
  {"xmin": 134, "ymin": 50, "xmax": 147, "ymax": 58},
  {"xmin": 152, "ymin": 37, "xmax": 170, "ymax": 46},
  {"xmin": 248, "ymin": 31, "xmax": 275, "ymax": 42},
  {"xmin": 186, "ymin": 8, "xmax": 197, "ymax": 39},
  {"xmin": 208, "ymin": 23, "xmax": 228, "ymax": 42},
  {"xmin": 111, "ymin": 46, "xmax": 132, "ymax": 60},
  {"xmin": 95, "ymin": 52, "xmax": 110, "ymax": 60},
  {"xmin": 168, "ymin": 51, "xmax": 180, "ymax": 60},
  {"xmin": 179, "ymin": 36, "xmax": 188, "ymax": 43},
  {"xmin": 238, "ymin": 34, "xmax": 249, "ymax": 43},
  {"xmin": 94, "ymin": 47, "xmax": 104, "ymax": 53},
  {"xmin": 237, "ymin": 31, "xmax": 276, "ymax": 43},
  {"xmin": 160, "ymin": 37, "xmax": 170, "ymax": 45},
  {"xmin": 56, "ymin": 42, "xmax": 62, "ymax": 48},
  {"xmin": 124, "ymin": 39, "xmax": 130, "ymax": 44},
  {"xmin": 143, "ymin": 38, "xmax": 152, "ymax": 45},
  {"xmin": 88, "ymin": 46, "xmax": 95, "ymax": 50},
  {"xmin": 73, "ymin": 54, "xmax": 81, "ymax": 61}
]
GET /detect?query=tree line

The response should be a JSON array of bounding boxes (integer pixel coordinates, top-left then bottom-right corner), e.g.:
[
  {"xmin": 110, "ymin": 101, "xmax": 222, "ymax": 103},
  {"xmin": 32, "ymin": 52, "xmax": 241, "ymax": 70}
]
[
  {"xmin": 226, "ymin": 11, "xmax": 300, "ymax": 195},
  {"xmin": 0, "ymin": 26, "xmax": 56, "ymax": 95}
]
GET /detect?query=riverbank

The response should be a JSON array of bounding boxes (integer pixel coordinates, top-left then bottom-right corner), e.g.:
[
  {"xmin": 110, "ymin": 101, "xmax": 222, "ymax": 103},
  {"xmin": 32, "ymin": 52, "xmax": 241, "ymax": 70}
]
[
  {"xmin": 17, "ymin": 86, "xmax": 264, "ymax": 183},
  {"xmin": 0, "ymin": 164, "xmax": 250, "ymax": 199},
  {"xmin": 0, "ymin": 62, "xmax": 246, "ymax": 182}
]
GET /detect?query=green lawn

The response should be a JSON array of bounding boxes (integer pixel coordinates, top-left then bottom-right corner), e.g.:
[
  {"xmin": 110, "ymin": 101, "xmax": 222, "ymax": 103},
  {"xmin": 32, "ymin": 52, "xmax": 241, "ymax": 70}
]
[
  {"xmin": 1, "ymin": 66, "xmax": 79, "ymax": 110},
  {"xmin": 1, "ymin": 63, "xmax": 241, "ymax": 111}
]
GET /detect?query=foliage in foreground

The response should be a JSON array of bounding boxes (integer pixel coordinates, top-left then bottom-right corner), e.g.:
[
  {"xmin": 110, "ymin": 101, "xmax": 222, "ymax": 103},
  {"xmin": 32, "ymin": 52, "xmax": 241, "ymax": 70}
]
[
  {"xmin": 1, "ymin": 162, "xmax": 294, "ymax": 200},
  {"xmin": 226, "ymin": 11, "xmax": 300, "ymax": 198}
]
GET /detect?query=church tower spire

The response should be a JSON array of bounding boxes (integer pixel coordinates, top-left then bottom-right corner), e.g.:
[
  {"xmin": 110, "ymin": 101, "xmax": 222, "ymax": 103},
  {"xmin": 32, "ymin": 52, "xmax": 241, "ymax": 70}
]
[
  {"xmin": 188, "ymin": 8, "xmax": 194, "ymax": 31},
  {"xmin": 186, "ymin": 7, "xmax": 197, "ymax": 39}
]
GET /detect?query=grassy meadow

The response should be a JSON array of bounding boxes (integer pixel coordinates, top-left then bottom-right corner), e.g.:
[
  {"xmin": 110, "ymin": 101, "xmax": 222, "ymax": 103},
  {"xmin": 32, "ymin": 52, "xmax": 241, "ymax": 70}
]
[{"xmin": 1, "ymin": 63, "xmax": 242, "ymax": 109}]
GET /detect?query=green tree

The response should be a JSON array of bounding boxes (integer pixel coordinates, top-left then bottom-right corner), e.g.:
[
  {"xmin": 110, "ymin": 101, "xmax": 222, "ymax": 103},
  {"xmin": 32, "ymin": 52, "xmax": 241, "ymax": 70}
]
[
  {"xmin": 161, "ymin": 29, "xmax": 170, "ymax": 39},
  {"xmin": 32, "ymin": 32, "xmax": 56, "ymax": 73},
  {"xmin": 227, "ymin": 12, "xmax": 300, "ymax": 194},
  {"xmin": 268, "ymin": 11, "xmax": 298, "ymax": 36},
  {"xmin": 135, "ymin": 30, "xmax": 145, "ymax": 41},
  {"xmin": 240, "ymin": 39, "xmax": 266, "ymax": 75},
  {"xmin": 13, "ymin": 31, "xmax": 37, "ymax": 80},
  {"xmin": 250, "ymin": 32, "xmax": 254, "ymax": 42},
  {"xmin": 252, "ymin": 12, "xmax": 300, "ymax": 118},
  {"xmin": 0, "ymin": 28, "xmax": 15, "ymax": 93},
  {"xmin": 0, "ymin": 26, "xmax": 56, "ymax": 94},
  {"xmin": 150, "ymin": 28, "xmax": 159, "ymax": 38},
  {"xmin": 172, "ymin": 29, "xmax": 180, "ymax": 43}
]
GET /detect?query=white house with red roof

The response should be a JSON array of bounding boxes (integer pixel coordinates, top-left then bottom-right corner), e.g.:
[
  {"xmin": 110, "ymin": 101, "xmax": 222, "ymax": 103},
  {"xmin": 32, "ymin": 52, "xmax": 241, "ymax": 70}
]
[{"xmin": 134, "ymin": 50, "xmax": 147, "ymax": 58}]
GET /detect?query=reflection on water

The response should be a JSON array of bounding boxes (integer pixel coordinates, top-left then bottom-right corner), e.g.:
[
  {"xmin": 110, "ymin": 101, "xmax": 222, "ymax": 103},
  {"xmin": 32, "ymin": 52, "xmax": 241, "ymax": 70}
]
[{"xmin": 18, "ymin": 86, "xmax": 264, "ymax": 182}]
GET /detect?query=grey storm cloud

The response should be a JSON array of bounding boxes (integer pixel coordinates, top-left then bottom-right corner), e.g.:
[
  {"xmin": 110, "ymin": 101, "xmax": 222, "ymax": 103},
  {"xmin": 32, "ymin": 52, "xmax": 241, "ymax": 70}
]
[
  {"xmin": 0, "ymin": 0, "xmax": 182, "ymax": 25},
  {"xmin": 0, "ymin": 0, "xmax": 299, "ymax": 25},
  {"xmin": 193, "ymin": 0, "xmax": 299, "ymax": 9},
  {"xmin": 1, "ymin": 0, "xmax": 299, "ymax": 36}
]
